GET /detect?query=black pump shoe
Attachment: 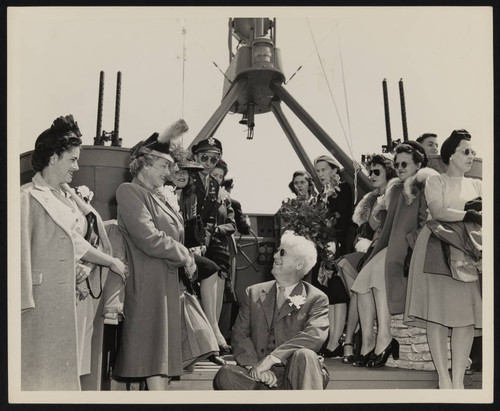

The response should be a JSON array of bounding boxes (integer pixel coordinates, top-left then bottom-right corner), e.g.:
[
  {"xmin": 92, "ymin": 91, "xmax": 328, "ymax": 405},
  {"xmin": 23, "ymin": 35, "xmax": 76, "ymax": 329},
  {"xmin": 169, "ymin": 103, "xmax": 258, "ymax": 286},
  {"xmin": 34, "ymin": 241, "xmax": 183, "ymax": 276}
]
[
  {"xmin": 322, "ymin": 344, "xmax": 344, "ymax": 358},
  {"xmin": 218, "ymin": 344, "xmax": 232, "ymax": 355},
  {"xmin": 208, "ymin": 354, "xmax": 227, "ymax": 366},
  {"xmin": 342, "ymin": 343, "xmax": 355, "ymax": 364},
  {"xmin": 352, "ymin": 348, "xmax": 375, "ymax": 367},
  {"xmin": 368, "ymin": 339, "xmax": 400, "ymax": 368}
]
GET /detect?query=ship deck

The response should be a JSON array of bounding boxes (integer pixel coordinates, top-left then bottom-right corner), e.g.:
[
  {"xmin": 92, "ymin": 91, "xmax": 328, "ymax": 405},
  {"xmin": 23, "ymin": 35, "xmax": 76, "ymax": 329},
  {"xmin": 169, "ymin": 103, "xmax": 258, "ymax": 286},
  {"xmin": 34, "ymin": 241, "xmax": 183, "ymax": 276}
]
[{"xmin": 111, "ymin": 356, "xmax": 482, "ymax": 391}]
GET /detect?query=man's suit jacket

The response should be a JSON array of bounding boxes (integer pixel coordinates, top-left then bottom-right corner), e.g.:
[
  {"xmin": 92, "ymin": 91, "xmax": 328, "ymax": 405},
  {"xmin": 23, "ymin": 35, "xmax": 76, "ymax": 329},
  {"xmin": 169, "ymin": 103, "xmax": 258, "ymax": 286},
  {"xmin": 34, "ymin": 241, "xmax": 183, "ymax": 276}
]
[{"xmin": 231, "ymin": 280, "xmax": 329, "ymax": 366}]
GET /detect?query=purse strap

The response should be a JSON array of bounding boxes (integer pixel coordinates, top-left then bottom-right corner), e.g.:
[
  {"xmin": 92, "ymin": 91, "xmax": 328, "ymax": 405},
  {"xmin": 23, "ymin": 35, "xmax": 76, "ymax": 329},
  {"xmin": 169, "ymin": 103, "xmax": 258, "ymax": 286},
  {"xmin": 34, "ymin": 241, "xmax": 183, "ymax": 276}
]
[{"xmin": 84, "ymin": 211, "xmax": 103, "ymax": 299}]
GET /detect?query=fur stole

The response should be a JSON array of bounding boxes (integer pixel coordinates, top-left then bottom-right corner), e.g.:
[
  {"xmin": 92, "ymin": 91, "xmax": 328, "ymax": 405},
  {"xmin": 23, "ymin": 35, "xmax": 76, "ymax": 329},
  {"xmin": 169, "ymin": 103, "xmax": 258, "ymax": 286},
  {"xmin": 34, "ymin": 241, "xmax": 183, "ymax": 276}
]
[
  {"xmin": 352, "ymin": 190, "xmax": 380, "ymax": 226},
  {"xmin": 384, "ymin": 167, "xmax": 440, "ymax": 207}
]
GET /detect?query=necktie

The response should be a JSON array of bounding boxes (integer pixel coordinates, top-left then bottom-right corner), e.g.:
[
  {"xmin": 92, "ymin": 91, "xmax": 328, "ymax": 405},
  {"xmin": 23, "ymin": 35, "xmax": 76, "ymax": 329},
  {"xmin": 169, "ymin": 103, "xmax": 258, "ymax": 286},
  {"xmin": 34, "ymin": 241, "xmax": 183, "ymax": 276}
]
[{"xmin": 277, "ymin": 286, "xmax": 286, "ymax": 310}]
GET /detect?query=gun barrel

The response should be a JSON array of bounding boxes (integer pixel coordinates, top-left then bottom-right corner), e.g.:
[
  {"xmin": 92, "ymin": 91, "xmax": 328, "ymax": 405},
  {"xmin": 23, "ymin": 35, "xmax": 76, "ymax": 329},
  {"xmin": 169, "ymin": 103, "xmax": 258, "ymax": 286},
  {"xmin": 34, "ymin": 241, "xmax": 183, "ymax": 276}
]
[{"xmin": 94, "ymin": 71, "xmax": 105, "ymax": 145}]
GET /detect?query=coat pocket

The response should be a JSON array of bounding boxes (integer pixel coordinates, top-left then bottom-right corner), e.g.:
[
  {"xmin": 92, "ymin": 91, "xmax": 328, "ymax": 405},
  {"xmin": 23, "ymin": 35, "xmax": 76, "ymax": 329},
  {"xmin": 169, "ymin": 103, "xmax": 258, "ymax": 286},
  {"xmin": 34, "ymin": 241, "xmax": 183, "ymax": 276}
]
[{"xmin": 31, "ymin": 270, "xmax": 43, "ymax": 286}]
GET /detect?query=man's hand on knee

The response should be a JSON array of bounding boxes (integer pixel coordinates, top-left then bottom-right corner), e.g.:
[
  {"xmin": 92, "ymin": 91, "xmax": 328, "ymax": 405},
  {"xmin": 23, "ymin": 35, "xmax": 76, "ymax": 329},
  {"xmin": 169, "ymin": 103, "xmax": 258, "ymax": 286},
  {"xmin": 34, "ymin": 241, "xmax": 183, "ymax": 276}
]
[{"xmin": 259, "ymin": 370, "xmax": 278, "ymax": 388}]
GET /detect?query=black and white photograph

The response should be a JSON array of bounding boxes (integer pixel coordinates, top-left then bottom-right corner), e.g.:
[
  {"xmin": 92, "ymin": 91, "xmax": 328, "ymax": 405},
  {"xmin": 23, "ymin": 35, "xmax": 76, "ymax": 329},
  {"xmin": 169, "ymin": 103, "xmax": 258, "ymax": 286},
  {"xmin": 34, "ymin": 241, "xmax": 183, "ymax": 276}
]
[{"xmin": 7, "ymin": 5, "xmax": 493, "ymax": 404}]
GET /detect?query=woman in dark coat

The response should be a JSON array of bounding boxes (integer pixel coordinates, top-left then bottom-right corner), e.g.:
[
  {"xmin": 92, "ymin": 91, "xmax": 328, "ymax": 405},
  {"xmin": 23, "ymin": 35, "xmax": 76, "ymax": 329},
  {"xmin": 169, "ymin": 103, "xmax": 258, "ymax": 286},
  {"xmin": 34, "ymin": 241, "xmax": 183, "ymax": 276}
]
[
  {"xmin": 335, "ymin": 154, "xmax": 396, "ymax": 363},
  {"xmin": 114, "ymin": 123, "xmax": 197, "ymax": 390},
  {"xmin": 312, "ymin": 155, "xmax": 357, "ymax": 357}
]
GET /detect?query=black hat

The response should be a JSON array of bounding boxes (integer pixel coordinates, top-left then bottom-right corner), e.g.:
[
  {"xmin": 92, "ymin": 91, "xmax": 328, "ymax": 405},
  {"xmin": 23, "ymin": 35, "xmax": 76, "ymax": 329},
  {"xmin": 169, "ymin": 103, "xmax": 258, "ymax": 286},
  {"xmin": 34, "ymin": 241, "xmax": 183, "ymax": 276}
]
[
  {"xmin": 396, "ymin": 140, "xmax": 428, "ymax": 167},
  {"xmin": 191, "ymin": 137, "xmax": 223, "ymax": 155},
  {"xmin": 34, "ymin": 114, "xmax": 82, "ymax": 148},
  {"xmin": 139, "ymin": 132, "xmax": 173, "ymax": 161},
  {"xmin": 133, "ymin": 119, "xmax": 189, "ymax": 162}
]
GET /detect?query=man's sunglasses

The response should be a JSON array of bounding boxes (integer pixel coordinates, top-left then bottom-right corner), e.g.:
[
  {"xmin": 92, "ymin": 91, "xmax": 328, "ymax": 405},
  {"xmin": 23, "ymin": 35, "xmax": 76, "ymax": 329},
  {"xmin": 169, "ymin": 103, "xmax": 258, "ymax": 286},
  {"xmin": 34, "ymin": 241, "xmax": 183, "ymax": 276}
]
[
  {"xmin": 200, "ymin": 154, "xmax": 220, "ymax": 164},
  {"xmin": 394, "ymin": 161, "xmax": 409, "ymax": 169},
  {"xmin": 369, "ymin": 169, "xmax": 381, "ymax": 176}
]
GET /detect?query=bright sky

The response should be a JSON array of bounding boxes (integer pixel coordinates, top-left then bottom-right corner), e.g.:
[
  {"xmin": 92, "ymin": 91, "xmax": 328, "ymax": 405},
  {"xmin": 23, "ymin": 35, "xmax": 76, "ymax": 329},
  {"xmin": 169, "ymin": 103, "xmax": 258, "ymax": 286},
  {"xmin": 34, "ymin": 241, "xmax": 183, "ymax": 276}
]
[{"xmin": 9, "ymin": 7, "xmax": 493, "ymax": 214}]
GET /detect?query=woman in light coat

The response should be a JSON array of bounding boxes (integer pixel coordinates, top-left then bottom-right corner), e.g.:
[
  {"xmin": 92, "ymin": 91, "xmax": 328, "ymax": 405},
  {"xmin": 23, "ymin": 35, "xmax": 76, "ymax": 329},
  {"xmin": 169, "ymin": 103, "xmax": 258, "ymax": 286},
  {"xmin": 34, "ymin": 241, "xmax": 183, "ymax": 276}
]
[
  {"xmin": 21, "ymin": 115, "xmax": 124, "ymax": 390},
  {"xmin": 113, "ymin": 124, "xmax": 197, "ymax": 390}
]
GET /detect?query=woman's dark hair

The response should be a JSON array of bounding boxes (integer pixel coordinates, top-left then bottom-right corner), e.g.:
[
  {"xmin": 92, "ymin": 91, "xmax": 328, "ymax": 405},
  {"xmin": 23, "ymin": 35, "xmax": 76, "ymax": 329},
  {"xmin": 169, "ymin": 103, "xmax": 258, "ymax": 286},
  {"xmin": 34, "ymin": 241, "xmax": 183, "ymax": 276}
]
[
  {"xmin": 214, "ymin": 159, "xmax": 228, "ymax": 177},
  {"xmin": 394, "ymin": 140, "xmax": 428, "ymax": 168},
  {"xmin": 31, "ymin": 115, "xmax": 82, "ymax": 172},
  {"xmin": 288, "ymin": 170, "xmax": 317, "ymax": 196},
  {"xmin": 181, "ymin": 174, "xmax": 196, "ymax": 197},
  {"xmin": 440, "ymin": 129, "xmax": 471, "ymax": 164},
  {"xmin": 368, "ymin": 154, "xmax": 397, "ymax": 180}
]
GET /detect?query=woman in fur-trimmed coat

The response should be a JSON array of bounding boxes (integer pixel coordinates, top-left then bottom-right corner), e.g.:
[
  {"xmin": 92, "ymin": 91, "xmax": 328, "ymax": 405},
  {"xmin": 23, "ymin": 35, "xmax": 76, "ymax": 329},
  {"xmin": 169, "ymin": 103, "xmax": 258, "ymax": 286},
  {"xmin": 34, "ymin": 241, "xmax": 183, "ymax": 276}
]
[
  {"xmin": 335, "ymin": 154, "xmax": 396, "ymax": 363},
  {"xmin": 350, "ymin": 141, "xmax": 439, "ymax": 368}
]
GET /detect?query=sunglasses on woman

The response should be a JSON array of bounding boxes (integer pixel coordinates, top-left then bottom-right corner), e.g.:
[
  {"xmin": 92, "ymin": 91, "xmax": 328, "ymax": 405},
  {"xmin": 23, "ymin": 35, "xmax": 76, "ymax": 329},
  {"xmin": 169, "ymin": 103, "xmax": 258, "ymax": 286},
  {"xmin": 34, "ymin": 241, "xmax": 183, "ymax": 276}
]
[
  {"xmin": 200, "ymin": 154, "xmax": 220, "ymax": 164},
  {"xmin": 460, "ymin": 148, "xmax": 476, "ymax": 156},
  {"xmin": 369, "ymin": 169, "xmax": 381, "ymax": 176},
  {"xmin": 394, "ymin": 161, "xmax": 409, "ymax": 169}
]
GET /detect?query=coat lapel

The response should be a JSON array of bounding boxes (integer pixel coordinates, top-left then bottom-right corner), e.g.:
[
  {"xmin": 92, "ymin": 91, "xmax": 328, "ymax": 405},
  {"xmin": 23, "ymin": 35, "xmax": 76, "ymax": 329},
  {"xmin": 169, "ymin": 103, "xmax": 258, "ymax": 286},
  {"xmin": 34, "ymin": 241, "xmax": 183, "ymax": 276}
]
[
  {"xmin": 149, "ymin": 192, "xmax": 184, "ymax": 230},
  {"xmin": 259, "ymin": 282, "xmax": 277, "ymax": 327},
  {"xmin": 277, "ymin": 282, "xmax": 307, "ymax": 321},
  {"xmin": 30, "ymin": 188, "xmax": 74, "ymax": 241}
]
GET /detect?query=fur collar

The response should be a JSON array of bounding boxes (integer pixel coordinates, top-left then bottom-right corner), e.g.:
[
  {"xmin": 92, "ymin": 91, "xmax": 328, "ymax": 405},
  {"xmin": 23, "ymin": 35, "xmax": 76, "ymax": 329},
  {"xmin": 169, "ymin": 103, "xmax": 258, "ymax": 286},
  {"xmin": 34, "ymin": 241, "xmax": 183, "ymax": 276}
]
[
  {"xmin": 352, "ymin": 190, "xmax": 380, "ymax": 226},
  {"xmin": 384, "ymin": 167, "xmax": 440, "ymax": 207}
]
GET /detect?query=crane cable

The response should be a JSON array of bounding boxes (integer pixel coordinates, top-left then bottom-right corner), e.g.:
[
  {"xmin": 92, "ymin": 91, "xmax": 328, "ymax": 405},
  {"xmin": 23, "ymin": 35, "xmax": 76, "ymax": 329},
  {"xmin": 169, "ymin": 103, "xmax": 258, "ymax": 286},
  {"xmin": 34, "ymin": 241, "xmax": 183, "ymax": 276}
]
[
  {"xmin": 175, "ymin": 19, "xmax": 233, "ymax": 85},
  {"xmin": 335, "ymin": 19, "xmax": 362, "ymax": 203},
  {"xmin": 307, "ymin": 19, "xmax": 360, "ymax": 203}
]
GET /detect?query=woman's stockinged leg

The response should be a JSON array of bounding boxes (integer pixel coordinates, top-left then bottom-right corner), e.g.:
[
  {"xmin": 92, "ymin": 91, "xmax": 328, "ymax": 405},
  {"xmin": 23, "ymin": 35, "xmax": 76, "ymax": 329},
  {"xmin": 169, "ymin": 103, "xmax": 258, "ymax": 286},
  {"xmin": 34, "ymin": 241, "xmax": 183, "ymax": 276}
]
[
  {"xmin": 372, "ymin": 287, "xmax": 392, "ymax": 354},
  {"xmin": 146, "ymin": 375, "xmax": 170, "ymax": 390},
  {"xmin": 215, "ymin": 274, "xmax": 225, "ymax": 322},
  {"xmin": 343, "ymin": 274, "xmax": 359, "ymax": 357},
  {"xmin": 356, "ymin": 291, "xmax": 376, "ymax": 355},
  {"xmin": 427, "ymin": 322, "xmax": 452, "ymax": 389},
  {"xmin": 451, "ymin": 325, "xmax": 474, "ymax": 389},
  {"xmin": 200, "ymin": 273, "xmax": 227, "ymax": 345},
  {"xmin": 326, "ymin": 304, "xmax": 347, "ymax": 351}
]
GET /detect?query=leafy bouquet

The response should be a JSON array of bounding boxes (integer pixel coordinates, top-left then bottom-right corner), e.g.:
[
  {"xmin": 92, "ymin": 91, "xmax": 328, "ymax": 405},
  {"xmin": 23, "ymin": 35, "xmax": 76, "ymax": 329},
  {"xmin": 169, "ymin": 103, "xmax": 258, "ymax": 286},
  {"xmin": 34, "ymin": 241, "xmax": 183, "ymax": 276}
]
[{"xmin": 278, "ymin": 197, "xmax": 338, "ymax": 267}]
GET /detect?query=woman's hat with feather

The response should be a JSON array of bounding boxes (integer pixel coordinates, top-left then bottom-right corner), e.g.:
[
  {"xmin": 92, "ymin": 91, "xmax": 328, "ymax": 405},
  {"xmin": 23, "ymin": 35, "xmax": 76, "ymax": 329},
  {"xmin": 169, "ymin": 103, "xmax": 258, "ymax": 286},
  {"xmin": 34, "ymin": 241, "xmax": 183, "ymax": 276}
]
[{"xmin": 131, "ymin": 119, "xmax": 189, "ymax": 162}]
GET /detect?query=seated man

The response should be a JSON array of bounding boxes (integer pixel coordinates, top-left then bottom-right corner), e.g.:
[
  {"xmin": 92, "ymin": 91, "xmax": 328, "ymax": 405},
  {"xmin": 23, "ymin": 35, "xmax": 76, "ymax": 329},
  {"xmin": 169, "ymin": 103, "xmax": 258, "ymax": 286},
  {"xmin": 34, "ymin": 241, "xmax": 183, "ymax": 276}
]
[{"xmin": 213, "ymin": 231, "xmax": 330, "ymax": 390}]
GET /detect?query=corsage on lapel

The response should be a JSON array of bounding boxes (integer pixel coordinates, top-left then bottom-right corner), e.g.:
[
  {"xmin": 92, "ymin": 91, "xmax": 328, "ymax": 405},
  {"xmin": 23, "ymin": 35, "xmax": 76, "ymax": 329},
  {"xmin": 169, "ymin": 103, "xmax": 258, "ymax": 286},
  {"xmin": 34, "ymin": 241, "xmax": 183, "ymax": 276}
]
[{"xmin": 287, "ymin": 295, "xmax": 307, "ymax": 310}]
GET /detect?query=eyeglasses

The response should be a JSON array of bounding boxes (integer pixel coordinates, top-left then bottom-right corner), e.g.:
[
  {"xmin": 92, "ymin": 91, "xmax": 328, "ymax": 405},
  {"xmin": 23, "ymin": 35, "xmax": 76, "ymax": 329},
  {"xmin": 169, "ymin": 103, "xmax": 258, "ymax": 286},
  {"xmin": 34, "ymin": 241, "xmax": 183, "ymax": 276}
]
[
  {"xmin": 460, "ymin": 148, "xmax": 476, "ymax": 156},
  {"xmin": 369, "ymin": 169, "xmax": 381, "ymax": 176},
  {"xmin": 199, "ymin": 154, "xmax": 220, "ymax": 164},
  {"xmin": 394, "ymin": 161, "xmax": 409, "ymax": 170}
]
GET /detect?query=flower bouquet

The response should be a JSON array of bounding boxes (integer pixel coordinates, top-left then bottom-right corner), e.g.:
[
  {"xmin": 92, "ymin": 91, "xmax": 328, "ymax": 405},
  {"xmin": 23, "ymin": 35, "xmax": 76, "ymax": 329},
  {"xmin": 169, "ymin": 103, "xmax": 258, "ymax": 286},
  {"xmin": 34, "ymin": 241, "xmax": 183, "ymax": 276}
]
[{"xmin": 278, "ymin": 197, "xmax": 338, "ymax": 286}]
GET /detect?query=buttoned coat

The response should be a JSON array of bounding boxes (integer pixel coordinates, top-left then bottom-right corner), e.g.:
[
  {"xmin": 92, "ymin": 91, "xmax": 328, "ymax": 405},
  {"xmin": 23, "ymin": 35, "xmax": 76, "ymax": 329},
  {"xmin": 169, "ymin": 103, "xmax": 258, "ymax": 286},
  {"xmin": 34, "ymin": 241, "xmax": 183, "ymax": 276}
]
[
  {"xmin": 362, "ymin": 168, "xmax": 438, "ymax": 314},
  {"xmin": 114, "ymin": 179, "xmax": 193, "ymax": 378},
  {"xmin": 231, "ymin": 280, "xmax": 329, "ymax": 366},
  {"xmin": 20, "ymin": 175, "xmax": 110, "ymax": 390},
  {"xmin": 21, "ymin": 178, "xmax": 81, "ymax": 390}
]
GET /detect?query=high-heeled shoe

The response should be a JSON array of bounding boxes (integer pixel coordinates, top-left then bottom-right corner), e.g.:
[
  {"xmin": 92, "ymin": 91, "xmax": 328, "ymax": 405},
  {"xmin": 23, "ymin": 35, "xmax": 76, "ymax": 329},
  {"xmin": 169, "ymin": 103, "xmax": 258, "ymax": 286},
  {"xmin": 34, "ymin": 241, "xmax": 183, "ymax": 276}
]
[
  {"xmin": 208, "ymin": 354, "xmax": 227, "ymax": 366},
  {"xmin": 321, "ymin": 344, "xmax": 344, "ymax": 358},
  {"xmin": 352, "ymin": 348, "xmax": 375, "ymax": 367},
  {"xmin": 218, "ymin": 344, "xmax": 232, "ymax": 355},
  {"xmin": 342, "ymin": 343, "xmax": 355, "ymax": 364},
  {"xmin": 368, "ymin": 338, "xmax": 400, "ymax": 368}
]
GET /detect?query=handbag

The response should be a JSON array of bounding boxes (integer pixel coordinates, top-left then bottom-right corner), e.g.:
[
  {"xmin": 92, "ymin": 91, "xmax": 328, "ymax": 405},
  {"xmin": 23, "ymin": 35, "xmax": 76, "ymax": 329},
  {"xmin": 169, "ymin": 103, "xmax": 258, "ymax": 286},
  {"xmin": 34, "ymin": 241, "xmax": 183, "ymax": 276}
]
[
  {"xmin": 83, "ymin": 211, "xmax": 103, "ymax": 299},
  {"xmin": 184, "ymin": 214, "xmax": 206, "ymax": 248}
]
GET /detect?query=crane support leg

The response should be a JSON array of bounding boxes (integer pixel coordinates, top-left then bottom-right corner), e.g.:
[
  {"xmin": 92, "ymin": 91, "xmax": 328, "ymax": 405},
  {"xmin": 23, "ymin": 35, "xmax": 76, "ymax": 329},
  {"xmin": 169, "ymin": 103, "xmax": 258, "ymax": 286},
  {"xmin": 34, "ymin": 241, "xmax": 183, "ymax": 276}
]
[
  {"xmin": 270, "ymin": 101, "xmax": 322, "ymax": 190},
  {"xmin": 188, "ymin": 79, "xmax": 248, "ymax": 149},
  {"xmin": 270, "ymin": 81, "xmax": 371, "ymax": 193}
]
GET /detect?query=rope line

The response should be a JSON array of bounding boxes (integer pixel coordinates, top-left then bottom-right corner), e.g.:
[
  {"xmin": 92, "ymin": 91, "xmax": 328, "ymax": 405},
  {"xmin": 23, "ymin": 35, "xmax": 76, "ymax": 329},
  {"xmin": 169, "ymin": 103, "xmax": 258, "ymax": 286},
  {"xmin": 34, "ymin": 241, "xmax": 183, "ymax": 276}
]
[
  {"xmin": 181, "ymin": 25, "xmax": 186, "ymax": 120},
  {"xmin": 285, "ymin": 21, "xmax": 339, "ymax": 85},
  {"xmin": 174, "ymin": 19, "xmax": 232, "ymax": 84},
  {"xmin": 336, "ymin": 21, "xmax": 355, "ymax": 158},
  {"xmin": 306, "ymin": 19, "xmax": 351, "ymax": 157}
]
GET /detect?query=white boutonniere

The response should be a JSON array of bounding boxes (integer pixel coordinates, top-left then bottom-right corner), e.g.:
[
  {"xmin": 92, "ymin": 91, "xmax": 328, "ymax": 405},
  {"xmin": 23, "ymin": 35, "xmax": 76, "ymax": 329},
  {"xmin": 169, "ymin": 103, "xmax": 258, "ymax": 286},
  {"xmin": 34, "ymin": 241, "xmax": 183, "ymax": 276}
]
[
  {"xmin": 75, "ymin": 185, "xmax": 94, "ymax": 203},
  {"xmin": 287, "ymin": 295, "xmax": 307, "ymax": 310},
  {"xmin": 162, "ymin": 185, "xmax": 181, "ymax": 213}
]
